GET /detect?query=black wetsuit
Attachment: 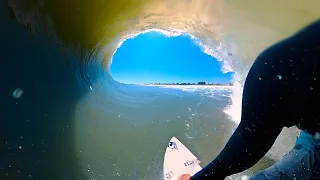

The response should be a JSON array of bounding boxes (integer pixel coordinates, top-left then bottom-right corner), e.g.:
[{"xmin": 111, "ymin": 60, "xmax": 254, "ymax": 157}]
[{"xmin": 192, "ymin": 20, "xmax": 320, "ymax": 180}]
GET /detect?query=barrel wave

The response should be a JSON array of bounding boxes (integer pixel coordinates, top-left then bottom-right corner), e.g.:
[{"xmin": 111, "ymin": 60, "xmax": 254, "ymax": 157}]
[{"xmin": 1, "ymin": 0, "xmax": 319, "ymax": 179}]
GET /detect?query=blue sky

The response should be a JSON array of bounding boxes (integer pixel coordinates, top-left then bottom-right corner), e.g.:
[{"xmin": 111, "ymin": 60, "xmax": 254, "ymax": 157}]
[{"xmin": 110, "ymin": 31, "xmax": 233, "ymax": 84}]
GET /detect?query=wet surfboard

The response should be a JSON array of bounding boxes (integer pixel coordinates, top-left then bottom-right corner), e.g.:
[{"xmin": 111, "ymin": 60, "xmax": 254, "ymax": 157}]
[{"xmin": 163, "ymin": 137, "xmax": 202, "ymax": 180}]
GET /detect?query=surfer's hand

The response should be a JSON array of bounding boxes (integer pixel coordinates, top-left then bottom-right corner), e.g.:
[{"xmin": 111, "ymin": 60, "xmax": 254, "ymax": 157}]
[{"xmin": 178, "ymin": 174, "xmax": 192, "ymax": 180}]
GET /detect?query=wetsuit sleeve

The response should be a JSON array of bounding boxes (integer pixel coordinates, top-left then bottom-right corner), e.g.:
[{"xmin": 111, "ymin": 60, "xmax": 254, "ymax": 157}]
[
  {"xmin": 191, "ymin": 83, "xmax": 284, "ymax": 180},
  {"xmin": 191, "ymin": 120, "xmax": 283, "ymax": 179},
  {"xmin": 192, "ymin": 19, "xmax": 320, "ymax": 179},
  {"xmin": 192, "ymin": 31, "xmax": 290, "ymax": 180},
  {"xmin": 191, "ymin": 51, "xmax": 285, "ymax": 179}
]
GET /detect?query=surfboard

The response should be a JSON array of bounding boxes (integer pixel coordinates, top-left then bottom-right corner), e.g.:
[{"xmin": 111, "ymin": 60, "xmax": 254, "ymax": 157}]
[{"xmin": 163, "ymin": 137, "xmax": 202, "ymax": 180}]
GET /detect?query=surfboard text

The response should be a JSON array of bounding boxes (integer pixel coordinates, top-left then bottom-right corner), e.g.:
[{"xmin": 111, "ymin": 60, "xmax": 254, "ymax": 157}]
[
  {"xmin": 184, "ymin": 159, "xmax": 200, "ymax": 167},
  {"xmin": 165, "ymin": 171, "xmax": 174, "ymax": 179}
]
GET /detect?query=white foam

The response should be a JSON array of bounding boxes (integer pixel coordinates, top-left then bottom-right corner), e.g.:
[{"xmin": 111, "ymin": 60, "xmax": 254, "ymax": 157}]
[
  {"xmin": 241, "ymin": 175, "xmax": 249, "ymax": 180},
  {"xmin": 151, "ymin": 83, "xmax": 242, "ymax": 125},
  {"xmin": 223, "ymin": 80, "xmax": 243, "ymax": 124}
]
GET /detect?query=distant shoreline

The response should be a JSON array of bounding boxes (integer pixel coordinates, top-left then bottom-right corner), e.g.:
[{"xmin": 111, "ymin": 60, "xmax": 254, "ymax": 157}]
[
  {"xmin": 142, "ymin": 84, "xmax": 233, "ymax": 88},
  {"xmin": 142, "ymin": 83, "xmax": 233, "ymax": 86}
]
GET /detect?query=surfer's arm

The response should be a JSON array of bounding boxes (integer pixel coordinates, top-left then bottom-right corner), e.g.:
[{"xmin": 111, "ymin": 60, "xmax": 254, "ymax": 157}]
[
  {"xmin": 192, "ymin": 26, "xmax": 293, "ymax": 179},
  {"xmin": 192, "ymin": 19, "xmax": 320, "ymax": 180},
  {"xmin": 191, "ymin": 121, "xmax": 282, "ymax": 180}
]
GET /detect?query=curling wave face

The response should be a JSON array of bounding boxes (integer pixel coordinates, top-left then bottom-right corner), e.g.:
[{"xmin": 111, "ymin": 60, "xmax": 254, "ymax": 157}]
[
  {"xmin": 1, "ymin": 0, "xmax": 316, "ymax": 179},
  {"xmin": 7, "ymin": 0, "xmax": 320, "ymax": 73}
]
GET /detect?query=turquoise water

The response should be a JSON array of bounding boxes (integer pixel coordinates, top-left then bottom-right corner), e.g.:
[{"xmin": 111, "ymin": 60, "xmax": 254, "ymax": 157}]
[{"xmin": 74, "ymin": 83, "xmax": 242, "ymax": 179}]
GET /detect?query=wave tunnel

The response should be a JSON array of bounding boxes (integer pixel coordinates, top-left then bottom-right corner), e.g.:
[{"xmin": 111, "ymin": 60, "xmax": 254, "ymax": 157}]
[{"xmin": 1, "ymin": 0, "xmax": 320, "ymax": 179}]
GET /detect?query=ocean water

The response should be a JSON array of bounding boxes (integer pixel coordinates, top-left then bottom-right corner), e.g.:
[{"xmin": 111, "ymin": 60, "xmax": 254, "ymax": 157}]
[
  {"xmin": 75, "ymin": 84, "xmax": 239, "ymax": 179},
  {"xmin": 0, "ymin": 0, "xmax": 309, "ymax": 179}
]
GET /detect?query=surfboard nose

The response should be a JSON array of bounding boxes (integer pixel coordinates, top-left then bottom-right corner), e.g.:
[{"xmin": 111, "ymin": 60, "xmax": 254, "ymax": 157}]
[
  {"xmin": 170, "ymin": 136, "xmax": 178, "ymax": 142},
  {"xmin": 164, "ymin": 136, "xmax": 202, "ymax": 180}
]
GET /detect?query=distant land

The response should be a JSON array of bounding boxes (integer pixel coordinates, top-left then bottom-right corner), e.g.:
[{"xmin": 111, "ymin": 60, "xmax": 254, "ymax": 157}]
[{"xmin": 144, "ymin": 82, "xmax": 234, "ymax": 86}]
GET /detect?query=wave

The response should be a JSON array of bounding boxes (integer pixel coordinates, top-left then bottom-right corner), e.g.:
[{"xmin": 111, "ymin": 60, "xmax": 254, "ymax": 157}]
[
  {"xmin": 2, "ymin": 0, "xmax": 319, "ymax": 179},
  {"xmin": 6, "ymin": 0, "xmax": 320, "ymax": 87}
]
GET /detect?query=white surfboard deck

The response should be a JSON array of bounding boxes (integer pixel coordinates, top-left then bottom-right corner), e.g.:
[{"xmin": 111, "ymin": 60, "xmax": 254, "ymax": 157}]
[{"xmin": 163, "ymin": 137, "xmax": 202, "ymax": 180}]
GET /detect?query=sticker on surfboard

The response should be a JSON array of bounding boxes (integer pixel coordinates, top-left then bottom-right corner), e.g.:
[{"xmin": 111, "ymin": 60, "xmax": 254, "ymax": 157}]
[{"xmin": 163, "ymin": 137, "xmax": 202, "ymax": 180}]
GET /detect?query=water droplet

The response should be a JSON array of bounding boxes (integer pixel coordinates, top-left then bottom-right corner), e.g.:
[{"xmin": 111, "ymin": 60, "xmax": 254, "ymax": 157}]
[
  {"xmin": 18, "ymin": 146, "xmax": 22, "ymax": 150},
  {"xmin": 12, "ymin": 88, "xmax": 23, "ymax": 99},
  {"xmin": 259, "ymin": 77, "xmax": 262, "ymax": 80},
  {"xmin": 277, "ymin": 75, "xmax": 283, "ymax": 80},
  {"xmin": 245, "ymin": 127, "xmax": 252, "ymax": 132}
]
